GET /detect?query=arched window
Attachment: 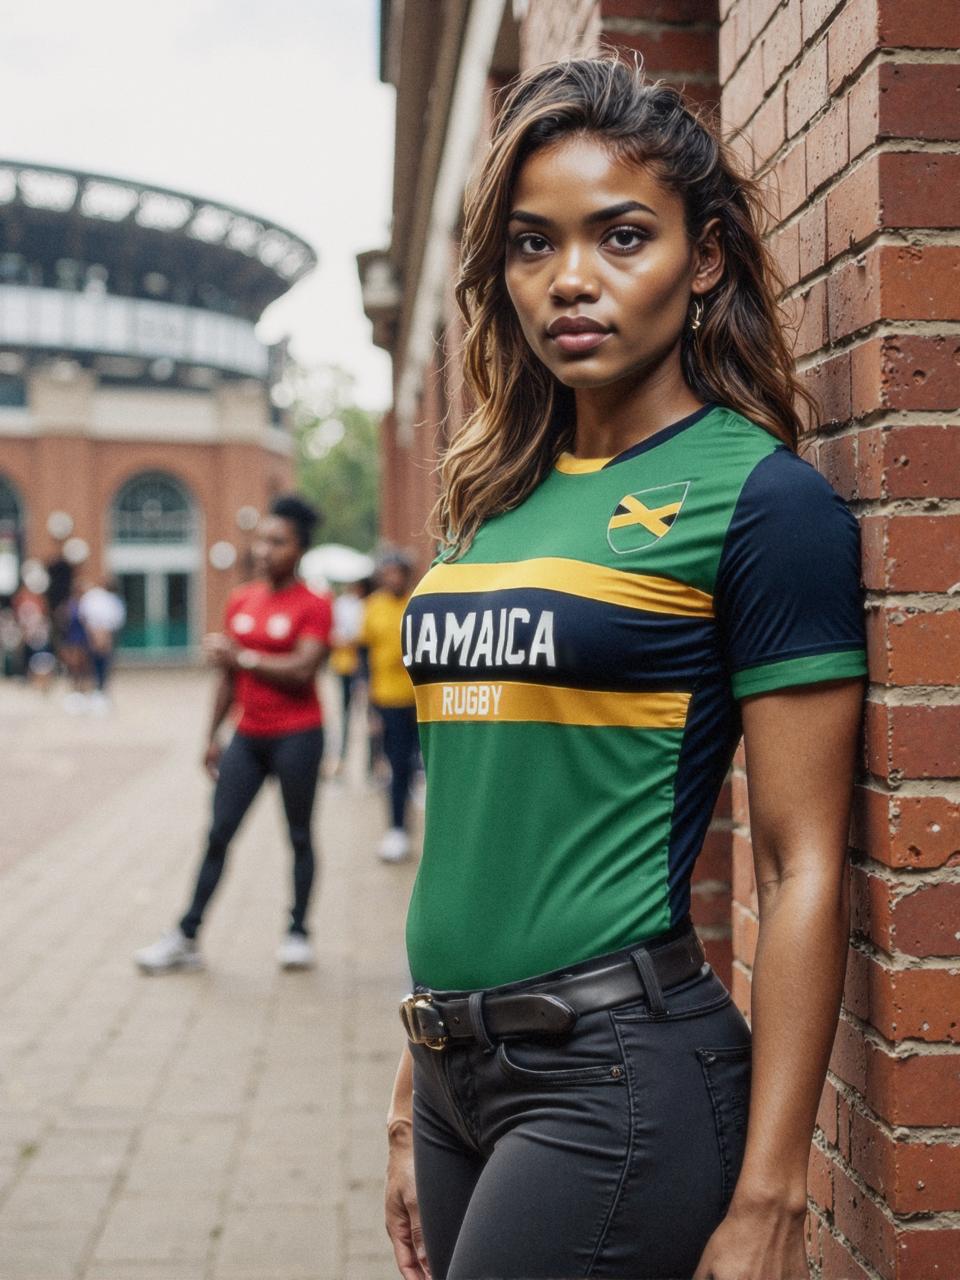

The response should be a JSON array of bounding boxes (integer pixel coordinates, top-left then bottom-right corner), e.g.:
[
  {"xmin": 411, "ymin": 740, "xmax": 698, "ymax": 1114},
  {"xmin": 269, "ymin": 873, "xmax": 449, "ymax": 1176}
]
[{"xmin": 111, "ymin": 472, "xmax": 195, "ymax": 544}]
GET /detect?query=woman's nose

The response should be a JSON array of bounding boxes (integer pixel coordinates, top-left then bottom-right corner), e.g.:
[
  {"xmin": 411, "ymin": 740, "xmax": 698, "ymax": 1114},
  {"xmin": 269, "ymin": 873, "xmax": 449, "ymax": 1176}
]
[{"xmin": 549, "ymin": 247, "xmax": 600, "ymax": 303}]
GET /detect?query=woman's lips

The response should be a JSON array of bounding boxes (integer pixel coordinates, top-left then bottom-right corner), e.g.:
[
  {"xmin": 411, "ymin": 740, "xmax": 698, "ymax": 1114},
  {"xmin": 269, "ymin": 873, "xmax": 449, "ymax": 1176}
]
[{"xmin": 550, "ymin": 330, "xmax": 612, "ymax": 354}]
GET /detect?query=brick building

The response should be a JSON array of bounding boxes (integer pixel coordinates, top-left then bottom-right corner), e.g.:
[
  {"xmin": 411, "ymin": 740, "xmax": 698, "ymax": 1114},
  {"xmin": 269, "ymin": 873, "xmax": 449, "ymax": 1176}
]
[
  {"xmin": 360, "ymin": 1, "xmax": 960, "ymax": 1275},
  {"xmin": 0, "ymin": 160, "xmax": 315, "ymax": 658}
]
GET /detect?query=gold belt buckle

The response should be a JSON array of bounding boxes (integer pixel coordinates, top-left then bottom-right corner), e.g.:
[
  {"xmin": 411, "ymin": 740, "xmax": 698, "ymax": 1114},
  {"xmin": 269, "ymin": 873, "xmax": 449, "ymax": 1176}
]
[{"xmin": 399, "ymin": 993, "xmax": 448, "ymax": 1051}]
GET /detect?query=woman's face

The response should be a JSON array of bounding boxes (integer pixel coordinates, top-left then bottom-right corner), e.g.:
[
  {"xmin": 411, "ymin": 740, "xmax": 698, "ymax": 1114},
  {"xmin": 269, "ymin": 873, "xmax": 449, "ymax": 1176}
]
[
  {"xmin": 504, "ymin": 134, "xmax": 722, "ymax": 391},
  {"xmin": 252, "ymin": 515, "xmax": 302, "ymax": 581}
]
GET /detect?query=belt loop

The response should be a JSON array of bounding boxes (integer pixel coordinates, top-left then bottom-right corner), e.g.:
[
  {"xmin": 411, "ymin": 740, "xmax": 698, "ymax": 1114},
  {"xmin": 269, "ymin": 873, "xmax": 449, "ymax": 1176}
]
[
  {"xmin": 631, "ymin": 947, "xmax": 667, "ymax": 1018},
  {"xmin": 468, "ymin": 991, "xmax": 497, "ymax": 1054}
]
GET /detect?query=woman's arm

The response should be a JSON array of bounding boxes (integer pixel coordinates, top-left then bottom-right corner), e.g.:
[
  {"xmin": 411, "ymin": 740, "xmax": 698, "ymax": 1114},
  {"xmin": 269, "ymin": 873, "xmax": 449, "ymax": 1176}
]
[
  {"xmin": 385, "ymin": 1044, "xmax": 431, "ymax": 1279},
  {"xmin": 694, "ymin": 675, "xmax": 866, "ymax": 1280},
  {"xmin": 204, "ymin": 633, "xmax": 328, "ymax": 689}
]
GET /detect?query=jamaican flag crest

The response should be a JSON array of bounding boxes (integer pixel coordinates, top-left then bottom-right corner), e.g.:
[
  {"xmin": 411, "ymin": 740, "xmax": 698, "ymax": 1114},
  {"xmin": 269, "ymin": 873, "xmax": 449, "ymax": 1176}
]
[{"xmin": 607, "ymin": 481, "xmax": 690, "ymax": 554}]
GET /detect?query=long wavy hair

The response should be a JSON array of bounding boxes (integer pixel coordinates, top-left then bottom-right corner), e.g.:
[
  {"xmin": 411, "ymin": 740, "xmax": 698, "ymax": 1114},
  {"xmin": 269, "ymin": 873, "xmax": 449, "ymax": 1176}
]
[{"xmin": 430, "ymin": 55, "xmax": 817, "ymax": 557}]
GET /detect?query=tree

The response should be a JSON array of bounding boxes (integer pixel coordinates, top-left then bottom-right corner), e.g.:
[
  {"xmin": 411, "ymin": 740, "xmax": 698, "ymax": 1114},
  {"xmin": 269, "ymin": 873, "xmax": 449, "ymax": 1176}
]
[{"xmin": 291, "ymin": 366, "xmax": 381, "ymax": 553}]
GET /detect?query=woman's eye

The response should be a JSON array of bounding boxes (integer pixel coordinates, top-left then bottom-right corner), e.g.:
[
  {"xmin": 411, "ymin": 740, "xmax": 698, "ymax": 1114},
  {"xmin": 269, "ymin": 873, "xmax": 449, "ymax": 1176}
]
[
  {"xmin": 513, "ymin": 233, "xmax": 551, "ymax": 255},
  {"xmin": 606, "ymin": 227, "xmax": 649, "ymax": 251}
]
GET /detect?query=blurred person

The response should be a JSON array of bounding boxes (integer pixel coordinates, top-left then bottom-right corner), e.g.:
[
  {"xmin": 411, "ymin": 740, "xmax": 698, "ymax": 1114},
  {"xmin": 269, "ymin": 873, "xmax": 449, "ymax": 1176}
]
[
  {"xmin": 134, "ymin": 494, "xmax": 332, "ymax": 974},
  {"xmin": 0, "ymin": 601, "xmax": 21, "ymax": 677},
  {"xmin": 328, "ymin": 579, "xmax": 366, "ymax": 777},
  {"xmin": 79, "ymin": 578, "xmax": 126, "ymax": 712},
  {"xmin": 60, "ymin": 580, "xmax": 91, "ymax": 712},
  {"xmin": 359, "ymin": 554, "xmax": 417, "ymax": 862},
  {"xmin": 13, "ymin": 583, "xmax": 55, "ymax": 690}
]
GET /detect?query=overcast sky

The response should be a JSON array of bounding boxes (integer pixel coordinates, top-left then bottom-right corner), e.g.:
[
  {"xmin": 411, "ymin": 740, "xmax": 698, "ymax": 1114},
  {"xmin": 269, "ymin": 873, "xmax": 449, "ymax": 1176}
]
[{"xmin": 1, "ymin": 0, "xmax": 394, "ymax": 409}]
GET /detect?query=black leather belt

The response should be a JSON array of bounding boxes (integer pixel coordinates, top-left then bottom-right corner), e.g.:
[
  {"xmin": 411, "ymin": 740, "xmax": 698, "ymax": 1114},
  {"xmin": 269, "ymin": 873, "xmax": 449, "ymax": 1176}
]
[{"xmin": 400, "ymin": 923, "xmax": 706, "ymax": 1050}]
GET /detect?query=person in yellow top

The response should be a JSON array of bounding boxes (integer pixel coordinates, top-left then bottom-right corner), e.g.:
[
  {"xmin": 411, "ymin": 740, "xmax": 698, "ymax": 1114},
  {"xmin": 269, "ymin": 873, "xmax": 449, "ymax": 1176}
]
[{"xmin": 359, "ymin": 554, "xmax": 417, "ymax": 862}]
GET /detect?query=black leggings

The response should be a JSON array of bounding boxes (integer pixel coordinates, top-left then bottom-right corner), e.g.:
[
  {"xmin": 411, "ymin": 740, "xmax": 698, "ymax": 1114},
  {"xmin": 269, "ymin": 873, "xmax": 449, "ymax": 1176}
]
[{"xmin": 180, "ymin": 726, "xmax": 324, "ymax": 939}]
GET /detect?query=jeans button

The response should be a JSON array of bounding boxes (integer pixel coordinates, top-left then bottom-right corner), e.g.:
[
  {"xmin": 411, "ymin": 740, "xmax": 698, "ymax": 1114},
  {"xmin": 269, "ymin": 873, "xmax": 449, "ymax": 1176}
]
[{"xmin": 610, "ymin": 1066, "xmax": 623, "ymax": 1079}]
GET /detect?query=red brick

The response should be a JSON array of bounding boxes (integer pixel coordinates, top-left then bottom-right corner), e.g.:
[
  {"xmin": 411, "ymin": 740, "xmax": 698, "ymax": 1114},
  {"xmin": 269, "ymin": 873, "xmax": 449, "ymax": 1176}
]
[
  {"xmin": 801, "ymin": 0, "xmax": 839, "ymax": 44},
  {"xmin": 610, "ymin": 27, "xmax": 718, "ymax": 72},
  {"xmin": 877, "ymin": 61, "xmax": 960, "ymax": 142},
  {"xmin": 882, "ymin": 423, "xmax": 960, "ymax": 496},
  {"xmin": 770, "ymin": 137, "xmax": 806, "ymax": 219},
  {"xmin": 818, "ymin": 1225, "xmax": 874, "ymax": 1280},
  {"xmin": 600, "ymin": 0, "xmax": 717, "ymax": 20},
  {"xmin": 848, "ymin": 62, "xmax": 880, "ymax": 161},
  {"xmin": 877, "ymin": 0, "xmax": 960, "ymax": 49},
  {"xmin": 891, "ymin": 703, "xmax": 960, "ymax": 778},
  {"xmin": 761, "ymin": 0, "xmax": 802, "ymax": 93},
  {"xmin": 892, "ymin": 881, "xmax": 960, "ymax": 959},
  {"xmin": 887, "ymin": 515, "xmax": 960, "ymax": 592},
  {"xmin": 826, "ymin": 155, "xmax": 878, "ymax": 259},
  {"xmin": 885, "ymin": 609, "xmax": 960, "ymax": 687},
  {"xmin": 862, "ymin": 697, "xmax": 889, "ymax": 779},
  {"xmin": 819, "ymin": 433, "xmax": 858, "ymax": 500},
  {"xmin": 876, "ymin": 1047, "xmax": 960, "ymax": 1128},
  {"xmin": 690, "ymin": 881, "xmax": 732, "ymax": 928},
  {"xmin": 832, "ymin": 1012, "xmax": 869, "ymax": 1093},
  {"xmin": 723, "ymin": 39, "xmax": 764, "ymax": 131},
  {"xmin": 805, "ymin": 96, "xmax": 849, "ymax": 193},
  {"xmin": 851, "ymin": 1106, "xmax": 960, "ymax": 1211},
  {"xmin": 797, "ymin": 197, "xmax": 827, "ymax": 280},
  {"xmin": 713, "ymin": 776, "xmax": 733, "ymax": 821},
  {"xmin": 802, "ymin": 348, "xmax": 852, "ymax": 424},
  {"xmin": 808, "ymin": 1142, "xmax": 835, "ymax": 1213},
  {"xmin": 852, "ymin": 339, "xmax": 960, "ymax": 418},
  {"xmin": 829, "ymin": 243, "xmax": 960, "ymax": 342},
  {"xmin": 786, "ymin": 38, "xmax": 829, "ymax": 136},
  {"xmin": 845, "ymin": 947, "xmax": 960, "ymax": 1043},
  {"xmin": 897, "ymin": 1227, "xmax": 960, "ymax": 1280},
  {"xmin": 768, "ymin": 218, "xmax": 800, "ymax": 287},
  {"xmin": 827, "ymin": 0, "xmax": 878, "ymax": 95},
  {"xmin": 837, "ymin": 1088, "xmax": 854, "ymax": 1160},
  {"xmin": 832, "ymin": 1157, "xmax": 896, "ymax": 1276},
  {"xmin": 750, "ymin": 80, "xmax": 785, "ymax": 162},
  {"xmin": 796, "ymin": 279, "xmax": 828, "ymax": 353},
  {"xmin": 746, "ymin": 0, "xmax": 782, "ymax": 43},
  {"xmin": 852, "ymin": 787, "xmax": 960, "ymax": 870},
  {"xmin": 880, "ymin": 152, "xmax": 960, "ymax": 229}
]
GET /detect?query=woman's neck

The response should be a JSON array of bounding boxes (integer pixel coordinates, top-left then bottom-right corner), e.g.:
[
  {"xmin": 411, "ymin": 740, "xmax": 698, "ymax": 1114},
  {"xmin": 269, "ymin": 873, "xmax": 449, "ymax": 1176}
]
[{"xmin": 571, "ymin": 368, "xmax": 704, "ymax": 460}]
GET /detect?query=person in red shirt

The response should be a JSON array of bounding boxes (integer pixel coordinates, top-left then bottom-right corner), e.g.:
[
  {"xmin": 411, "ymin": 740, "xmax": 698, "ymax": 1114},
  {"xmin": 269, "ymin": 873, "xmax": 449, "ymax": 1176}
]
[{"xmin": 135, "ymin": 495, "xmax": 332, "ymax": 974}]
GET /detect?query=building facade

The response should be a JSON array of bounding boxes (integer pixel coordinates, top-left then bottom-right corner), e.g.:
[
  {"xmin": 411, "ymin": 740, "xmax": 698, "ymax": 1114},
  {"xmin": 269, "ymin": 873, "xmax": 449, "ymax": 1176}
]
[
  {"xmin": 0, "ymin": 160, "xmax": 315, "ymax": 657},
  {"xmin": 361, "ymin": 2, "xmax": 960, "ymax": 1276}
]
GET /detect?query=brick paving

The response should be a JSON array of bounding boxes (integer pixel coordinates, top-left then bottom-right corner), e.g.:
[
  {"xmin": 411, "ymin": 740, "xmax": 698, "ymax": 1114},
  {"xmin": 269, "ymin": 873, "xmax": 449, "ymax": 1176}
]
[{"xmin": 0, "ymin": 670, "xmax": 415, "ymax": 1279}]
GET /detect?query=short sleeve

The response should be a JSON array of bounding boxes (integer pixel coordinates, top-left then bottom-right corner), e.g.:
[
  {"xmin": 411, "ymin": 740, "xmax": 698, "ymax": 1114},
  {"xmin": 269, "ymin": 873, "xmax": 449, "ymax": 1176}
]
[
  {"xmin": 299, "ymin": 590, "xmax": 333, "ymax": 644},
  {"xmin": 715, "ymin": 448, "xmax": 868, "ymax": 700}
]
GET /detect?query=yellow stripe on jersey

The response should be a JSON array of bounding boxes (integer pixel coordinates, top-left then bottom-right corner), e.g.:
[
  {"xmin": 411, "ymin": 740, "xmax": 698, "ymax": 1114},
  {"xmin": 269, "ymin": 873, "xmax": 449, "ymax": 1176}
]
[
  {"xmin": 554, "ymin": 450, "xmax": 613, "ymax": 474},
  {"xmin": 415, "ymin": 681, "xmax": 691, "ymax": 728},
  {"xmin": 412, "ymin": 558, "xmax": 713, "ymax": 619},
  {"xmin": 608, "ymin": 495, "xmax": 684, "ymax": 538}
]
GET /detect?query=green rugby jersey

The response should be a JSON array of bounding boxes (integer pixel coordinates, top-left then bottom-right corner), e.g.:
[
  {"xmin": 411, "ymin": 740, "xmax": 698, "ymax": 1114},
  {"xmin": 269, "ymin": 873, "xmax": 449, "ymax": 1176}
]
[{"xmin": 402, "ymin": 403, "xmax": 867, "ymax": 990}]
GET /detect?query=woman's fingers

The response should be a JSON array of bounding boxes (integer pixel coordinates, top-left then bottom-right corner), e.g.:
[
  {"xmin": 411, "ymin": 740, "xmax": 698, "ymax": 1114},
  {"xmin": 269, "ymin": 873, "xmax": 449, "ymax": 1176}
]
[{"xmin": 385, "ymin": 1190, "xmax": 429, "ymax": 1279}]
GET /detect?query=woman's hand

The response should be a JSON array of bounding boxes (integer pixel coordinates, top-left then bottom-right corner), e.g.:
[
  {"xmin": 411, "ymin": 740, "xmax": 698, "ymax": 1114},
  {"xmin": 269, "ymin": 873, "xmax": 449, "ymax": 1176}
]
[
  {"xmin": 692, "ymin": 1195, "xmax": 809, "ymax": 1279},
  {"xmin": 385, "ymin": 1120, "xmax": 430, "ymax": 1280},
  {"xmin": 202, "ymin": 740, "xmax": 222, "ymax": 781},
  {"xmin": 202, "ymin": 632, "xmax": 236, "ymax": 669}
]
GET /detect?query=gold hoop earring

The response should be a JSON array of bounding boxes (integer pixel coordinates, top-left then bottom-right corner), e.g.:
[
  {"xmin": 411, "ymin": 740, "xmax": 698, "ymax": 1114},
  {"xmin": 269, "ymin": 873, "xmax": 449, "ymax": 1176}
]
[{"xmin": 690, "ymin": 297, "xmax": 704, "ymax": 331}]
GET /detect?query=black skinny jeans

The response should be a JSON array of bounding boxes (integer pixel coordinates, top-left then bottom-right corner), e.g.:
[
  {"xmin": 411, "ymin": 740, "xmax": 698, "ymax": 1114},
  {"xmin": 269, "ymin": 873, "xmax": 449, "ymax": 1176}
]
[
  {"xmin": 374, "ymin": 703, "xmax": 418, "ymax": 829},
  {"xmin": 180, "ymin": 725, "xmax": 324, "ymax": 939},
  {"xmin": 409, "ymin": 943, "xmax": 752, "ymax": 1280}
]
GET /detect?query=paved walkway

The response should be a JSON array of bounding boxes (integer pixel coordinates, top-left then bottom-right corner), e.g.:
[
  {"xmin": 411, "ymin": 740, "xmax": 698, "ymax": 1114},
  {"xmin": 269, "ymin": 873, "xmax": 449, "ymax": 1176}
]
[{"xmin": 0, "ymin": 670, "xmax": 416, "ymax": 1280}]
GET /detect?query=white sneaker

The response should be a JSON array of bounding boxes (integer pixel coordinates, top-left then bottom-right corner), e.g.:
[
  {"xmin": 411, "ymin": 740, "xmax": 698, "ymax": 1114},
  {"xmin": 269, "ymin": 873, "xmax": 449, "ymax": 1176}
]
[
  {"xmin": 277, "ymin": 933, "xmax": 316, "ymax": 970},
  {"xmin": 378, "ymin": 828, "xmax": 411, "ymax": 863},
  {"xmin": 134, "ymin": 928, "xmax": 204, "ymax": 974}
]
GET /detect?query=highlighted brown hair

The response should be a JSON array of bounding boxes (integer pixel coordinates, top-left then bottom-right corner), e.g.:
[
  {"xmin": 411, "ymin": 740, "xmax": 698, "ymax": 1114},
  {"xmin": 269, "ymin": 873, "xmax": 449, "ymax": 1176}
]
[{"xmin": 431, "ymin": 55, "xmax": 817, "ymax": 557}]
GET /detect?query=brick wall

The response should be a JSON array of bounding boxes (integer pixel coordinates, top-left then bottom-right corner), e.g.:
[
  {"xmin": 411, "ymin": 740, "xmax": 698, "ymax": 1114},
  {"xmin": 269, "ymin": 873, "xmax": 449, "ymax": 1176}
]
[{"xmin": 719, "ymin": 1, "xmax": 960, "ymax": 1275}]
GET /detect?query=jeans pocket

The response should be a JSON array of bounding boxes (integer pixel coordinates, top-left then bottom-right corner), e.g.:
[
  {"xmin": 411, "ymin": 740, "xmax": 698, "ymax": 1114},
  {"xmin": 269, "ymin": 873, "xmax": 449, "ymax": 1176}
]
[
  {"xmin": 495, "ymin": 1016, "xmax": 626, "ymax": 1087},
  {"xmin": 696, "ymin": 1043, "xmax": 752, "ymax": 1211}
]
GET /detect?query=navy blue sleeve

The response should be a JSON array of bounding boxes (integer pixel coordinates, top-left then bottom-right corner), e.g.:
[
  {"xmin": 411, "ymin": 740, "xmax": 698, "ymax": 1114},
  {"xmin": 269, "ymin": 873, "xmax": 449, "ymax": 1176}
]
[{"xmin": 715, "ymin": 447, "xmax": 868, "ymax": 699}]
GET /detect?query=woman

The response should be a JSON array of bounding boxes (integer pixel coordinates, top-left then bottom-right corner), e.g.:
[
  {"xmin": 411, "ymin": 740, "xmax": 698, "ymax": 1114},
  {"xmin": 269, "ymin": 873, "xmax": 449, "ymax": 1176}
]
[
  {"xmin": 385, "ymin": 58, "xmax": 867, "ymax": 1280},
  {"xmin": 135, "ymin": 494, "xmax": 332, "ymax": 974}
]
